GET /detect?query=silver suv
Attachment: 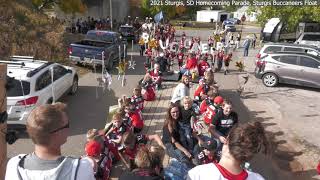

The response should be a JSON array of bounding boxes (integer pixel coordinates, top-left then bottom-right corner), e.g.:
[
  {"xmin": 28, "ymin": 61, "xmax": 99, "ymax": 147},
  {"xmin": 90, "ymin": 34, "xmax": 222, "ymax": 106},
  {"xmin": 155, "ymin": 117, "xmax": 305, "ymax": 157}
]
[{"xmin": 255, "ymin": 52, "xmax": 320, "ymax": 88}]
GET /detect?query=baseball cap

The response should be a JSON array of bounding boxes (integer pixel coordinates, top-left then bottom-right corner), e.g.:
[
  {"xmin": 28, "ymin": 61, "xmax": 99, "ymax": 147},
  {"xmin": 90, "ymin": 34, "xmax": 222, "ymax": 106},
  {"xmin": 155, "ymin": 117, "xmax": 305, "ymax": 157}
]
[
  {"xmin": 202, "ymin": 140, "xmax": 217, "ymax": 151},
  {"xmin": 85, "ymin": 140, "xmax": 102, "ymax": 157},
  {"xmin": 214, "ymin": 96, "xmax": 224, "ymax": 105}
]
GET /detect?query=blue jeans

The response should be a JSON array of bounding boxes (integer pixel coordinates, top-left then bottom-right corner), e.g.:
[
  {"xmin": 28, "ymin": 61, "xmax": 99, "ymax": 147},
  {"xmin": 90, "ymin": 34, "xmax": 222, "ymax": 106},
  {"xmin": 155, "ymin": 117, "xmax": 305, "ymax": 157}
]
[
  {"xmin": 244, "ymin": 48, "xmax": 249, "ymax": 57},
  {"xmin": 165, "ymin": 143, "xmax": 190, "ymax": 165},
  {"xmin": 178, "ymin": 122, "xmax": 194, "ymax": 152}
]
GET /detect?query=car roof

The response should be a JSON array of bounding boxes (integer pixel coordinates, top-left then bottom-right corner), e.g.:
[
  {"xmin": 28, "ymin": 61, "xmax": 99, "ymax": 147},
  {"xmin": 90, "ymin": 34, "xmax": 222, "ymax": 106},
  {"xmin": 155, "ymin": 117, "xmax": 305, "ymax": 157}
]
[
  {"xmin": 268, "ymin": 51, "xmax": 320, "ymax": 59},
  {"xmin": 6, "ymin": 60, "xmax": 52, "ymax": 81},
  {"xmin": 263, "ymin": 43, "xmax": 320, "ymax": 50}
]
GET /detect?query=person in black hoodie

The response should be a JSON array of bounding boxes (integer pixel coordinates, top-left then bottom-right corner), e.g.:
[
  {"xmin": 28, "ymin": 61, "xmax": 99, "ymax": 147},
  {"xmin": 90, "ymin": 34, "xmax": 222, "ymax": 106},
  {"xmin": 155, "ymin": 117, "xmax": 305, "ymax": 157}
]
[{"xmin": 209, "ymin": 99, "xmax": 238, "ymax": 149}]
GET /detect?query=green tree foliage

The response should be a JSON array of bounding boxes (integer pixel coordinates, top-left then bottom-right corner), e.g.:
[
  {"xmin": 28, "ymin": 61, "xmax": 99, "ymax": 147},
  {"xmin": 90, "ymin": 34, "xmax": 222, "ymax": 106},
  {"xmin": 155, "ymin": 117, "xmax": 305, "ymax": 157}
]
[
  {"xmin": 31, "ymin": 0, "xmax": 86, "ymax": 14},
  {"xmin": 257, "ymin": 6, "xmax": 320, "ymax": 31}
]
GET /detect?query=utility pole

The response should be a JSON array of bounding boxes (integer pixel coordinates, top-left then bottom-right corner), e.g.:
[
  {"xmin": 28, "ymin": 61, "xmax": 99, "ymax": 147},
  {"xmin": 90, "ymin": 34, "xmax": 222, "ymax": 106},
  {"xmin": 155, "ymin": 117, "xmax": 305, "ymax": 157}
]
[
  {"xmin": 0, "ymin": 63, "xmax": 7, "ymax": 180},
  {"xmin": 110, "ymin": 0, "xmax": 113, "ymax": 30}
]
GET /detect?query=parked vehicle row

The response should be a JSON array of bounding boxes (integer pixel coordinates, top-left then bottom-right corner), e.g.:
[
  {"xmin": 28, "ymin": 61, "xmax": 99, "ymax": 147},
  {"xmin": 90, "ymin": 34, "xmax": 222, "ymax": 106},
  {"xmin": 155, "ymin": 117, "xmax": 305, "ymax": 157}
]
[{"xmin": 255, "ymin": 43, "xmax": 320, "ymax": 89}]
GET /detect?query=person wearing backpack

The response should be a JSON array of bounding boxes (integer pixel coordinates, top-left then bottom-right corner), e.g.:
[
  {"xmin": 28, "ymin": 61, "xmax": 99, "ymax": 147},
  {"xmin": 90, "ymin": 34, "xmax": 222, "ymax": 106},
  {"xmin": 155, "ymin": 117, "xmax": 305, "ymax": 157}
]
[{"xmin": 5, "ymin": 103, "xmax": 95, "ymax": 180}]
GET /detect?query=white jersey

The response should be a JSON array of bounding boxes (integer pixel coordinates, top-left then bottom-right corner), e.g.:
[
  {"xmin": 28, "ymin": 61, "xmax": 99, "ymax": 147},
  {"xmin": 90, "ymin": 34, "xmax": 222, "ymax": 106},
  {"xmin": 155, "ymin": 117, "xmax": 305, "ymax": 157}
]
[{"xmin": 187, "ymin": 163, "xmax": 265, "ymax": 180}]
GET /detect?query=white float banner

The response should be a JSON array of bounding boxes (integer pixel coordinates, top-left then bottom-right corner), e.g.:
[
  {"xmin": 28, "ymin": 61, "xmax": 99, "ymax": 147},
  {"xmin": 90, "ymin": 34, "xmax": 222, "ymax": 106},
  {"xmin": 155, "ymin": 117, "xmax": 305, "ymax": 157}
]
[{"xmin": 142, "ymin": 32, "xmax": 149, "ymax": 43}]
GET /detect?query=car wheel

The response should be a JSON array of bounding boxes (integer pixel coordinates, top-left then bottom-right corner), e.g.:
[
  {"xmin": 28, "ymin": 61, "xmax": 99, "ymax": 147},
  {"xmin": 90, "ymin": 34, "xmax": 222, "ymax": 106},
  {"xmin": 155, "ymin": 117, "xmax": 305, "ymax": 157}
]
[
  {"xmin": 262, "ymin": 73, "xmax": 278, "ymax": 87},
  {"xmin": 69, "ymin": 76, "xmax": 78, "ymax": 95}
]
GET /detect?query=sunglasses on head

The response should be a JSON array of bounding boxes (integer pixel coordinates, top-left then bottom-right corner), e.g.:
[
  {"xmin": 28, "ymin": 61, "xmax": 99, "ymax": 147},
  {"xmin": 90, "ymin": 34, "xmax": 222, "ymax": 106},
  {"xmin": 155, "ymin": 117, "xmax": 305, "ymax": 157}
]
[{"xmin": 50, "ymin": 122, "xmax": 69, "ymax": 134}]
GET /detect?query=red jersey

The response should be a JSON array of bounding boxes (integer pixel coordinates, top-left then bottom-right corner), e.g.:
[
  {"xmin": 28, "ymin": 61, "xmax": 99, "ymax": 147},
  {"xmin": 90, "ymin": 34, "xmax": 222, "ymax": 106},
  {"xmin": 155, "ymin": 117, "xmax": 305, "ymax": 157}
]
[
  {"xmin": 128, "ymin": 110, "xmax": 144, "ymax": 129},
  {"xmin": 194, "ymin": 85, "xmax": 205, "ymax": 100},
  {"xmin": 200, "ymin": 98, "xmax": 213, "ymax": 114},
  {"xmin": 131, "ymin": 95, "xmax": 144, "ymax": 111},
  {"xmin": 203, "ymin": 103, "xmax": 218, "ymax": 125},
  {"xmin": 186, "ymin": 57, "xmax": 197, "ymax": 70},
  {"xmin": 145, "ymin": 49, "xmax": 152, "ymax": 57},
  {"xmin": 149, "ymin": 69, "xmax": 162, "ymax": 82},
  {"xmin": 215, "ymin": 51, "xmax": 224, "ymax": 60},
  {"xmin": 198, "ymin": 60, "xmax": 210, "ymax": 76}
]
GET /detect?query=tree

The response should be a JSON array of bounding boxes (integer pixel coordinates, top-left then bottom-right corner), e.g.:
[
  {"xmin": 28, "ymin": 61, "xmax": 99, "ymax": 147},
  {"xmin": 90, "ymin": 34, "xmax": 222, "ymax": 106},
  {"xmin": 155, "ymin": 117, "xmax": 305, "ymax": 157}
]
[
  {"xmin": 256, "ymin": 6, "xmax": 320, "ymax": 32},
  {"xmin": 31, "ymin": 0, "xmax": 86, "ymax": 14}
]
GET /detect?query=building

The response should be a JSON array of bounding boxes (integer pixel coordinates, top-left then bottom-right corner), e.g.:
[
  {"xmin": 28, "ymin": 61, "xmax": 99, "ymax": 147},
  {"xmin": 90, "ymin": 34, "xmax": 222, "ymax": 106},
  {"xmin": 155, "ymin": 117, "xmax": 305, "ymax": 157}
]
[
  {"xmin": 196, "ymin": 10, "xmax": 230, "ymax": 23},
  {"xmin": 233, "ymin": 6, "xmax": 258, "ymax": 22}
]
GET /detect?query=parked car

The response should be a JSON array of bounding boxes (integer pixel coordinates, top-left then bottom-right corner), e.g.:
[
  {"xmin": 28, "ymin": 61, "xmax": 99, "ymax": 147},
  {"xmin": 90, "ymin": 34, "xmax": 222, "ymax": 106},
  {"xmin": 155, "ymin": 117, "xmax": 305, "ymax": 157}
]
[
  {"xmin": 119, "ymin": 24, "xmax": 138, "ymax": 42},
  {"xmin": 295, "ymin": 32, "xmax": 320, "ymax": 48},
  {"xmin": 223, "ymin": 18, "xmax": 241, "ymax": 26},
  {"xmin": 225, "ymin": 24, "xmax": 236, "ymax": 32},
  {"xmin": 69, "ymin": 30, "xmax": 127, "ymax": 70},
  {"xmin": 2, "ymin": 56, "xmax": 78, "ymax": 125},
  {"xmin": 256, "ymin": 43, "xmax": 320, "ymax": 64},
  {"xmin": 255, "ymin": 52, "xmax": 320, "ymax": 88}
]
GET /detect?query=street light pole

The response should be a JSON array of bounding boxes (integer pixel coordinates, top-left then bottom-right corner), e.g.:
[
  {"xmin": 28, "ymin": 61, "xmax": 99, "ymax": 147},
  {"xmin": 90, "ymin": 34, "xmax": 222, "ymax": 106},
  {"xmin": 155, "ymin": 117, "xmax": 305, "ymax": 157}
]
[{"xmin": 110, "ymin": 0, "xmax": 113, "ymax": 30}]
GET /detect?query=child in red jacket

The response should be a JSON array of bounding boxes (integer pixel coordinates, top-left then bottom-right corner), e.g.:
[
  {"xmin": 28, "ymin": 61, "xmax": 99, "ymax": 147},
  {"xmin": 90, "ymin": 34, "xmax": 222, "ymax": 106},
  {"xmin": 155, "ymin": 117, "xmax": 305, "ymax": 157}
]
[
  {"xmin": 123, "ymin": 98, "xmax": 144, "ymax": 133},
  {"xmin": 198, "ymin": 56, "xmax": 210, "ymax": 77}
]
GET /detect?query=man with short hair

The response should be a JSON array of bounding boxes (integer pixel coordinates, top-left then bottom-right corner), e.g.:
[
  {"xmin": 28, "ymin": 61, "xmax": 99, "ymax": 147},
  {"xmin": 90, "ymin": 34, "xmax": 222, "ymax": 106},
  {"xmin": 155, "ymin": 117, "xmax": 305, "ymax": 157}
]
[{"xmin": 5, "ymin": 103, "xmax": 95, "ymax": 180}]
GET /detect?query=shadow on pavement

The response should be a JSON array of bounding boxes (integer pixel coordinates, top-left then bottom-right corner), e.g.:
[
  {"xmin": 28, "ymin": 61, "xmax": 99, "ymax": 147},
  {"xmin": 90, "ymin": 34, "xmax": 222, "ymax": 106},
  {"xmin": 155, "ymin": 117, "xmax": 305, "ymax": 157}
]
[
  {"xmin": 64, "ymin": 85, "xmax": 118, "ymax": 136},
  {"xmin": 220, "ymin": 89, "xmax": 316, "ymax": 180}
]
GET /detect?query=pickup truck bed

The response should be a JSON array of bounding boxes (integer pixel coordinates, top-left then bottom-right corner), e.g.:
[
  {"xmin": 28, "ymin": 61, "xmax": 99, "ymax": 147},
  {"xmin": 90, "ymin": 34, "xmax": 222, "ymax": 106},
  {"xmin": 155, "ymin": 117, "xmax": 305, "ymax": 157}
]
[{"xmin": 69, "ymin": 30, "xmax": 126, "ymax": 69}]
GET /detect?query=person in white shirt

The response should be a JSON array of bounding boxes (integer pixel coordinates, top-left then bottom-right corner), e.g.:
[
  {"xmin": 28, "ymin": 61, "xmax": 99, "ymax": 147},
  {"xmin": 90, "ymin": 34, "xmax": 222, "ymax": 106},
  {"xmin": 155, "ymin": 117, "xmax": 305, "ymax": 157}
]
[
  {"xmin": 187, "ymin": 121, "xmax": 268, "ymax": 180},
  {"xmin": 171, "ymin": 74, "xmax": 191, "ymax": 105},
  {"xmin": 5, "ymin": 103, "xmax": 95, "ymax": 180}
]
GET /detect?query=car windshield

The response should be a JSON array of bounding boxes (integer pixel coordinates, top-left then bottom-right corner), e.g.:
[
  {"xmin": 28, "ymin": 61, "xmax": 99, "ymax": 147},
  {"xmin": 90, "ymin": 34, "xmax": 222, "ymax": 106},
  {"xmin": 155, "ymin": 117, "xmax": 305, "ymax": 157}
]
[
  {"xmin": 85, "ymin": 32, "xmax": 113, "ymax": 43},
  {"xmin": 6, "ymin": 76, "xmax": 30, "ymax": 97},
  {"xmin": 119, "ymin": 27, "xmax": 134, "ymax": 33},
  {"xmin": 302, "ymin": 34, "xmax": 320, "ymax": 41}
]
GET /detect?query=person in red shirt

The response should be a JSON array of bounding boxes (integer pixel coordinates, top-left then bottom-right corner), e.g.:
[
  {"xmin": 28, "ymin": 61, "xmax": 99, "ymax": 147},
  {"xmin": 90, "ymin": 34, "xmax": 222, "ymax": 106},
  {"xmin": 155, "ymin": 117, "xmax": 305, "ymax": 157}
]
[
  {"xmin": 141, "ymin": 74, "xmax": 156, "ymax": 101},
  {"xmin": 105, "ymin": 113, "xmax": 130, "ymax": 145},
  {"xmin": 223, "ymin": 52, "xmax": 232, "ymax": 75},
  {"xmin": 148, "ymin": 63, "xmax": 163, "ymax": 89},
  {"xmin": 198, "ymin": 56, "xmax": 210, "ymax": 77},
  {"xmin": 185, "ymin": 53, "xmax": 198, "ymax": 70},
  {"xmin": 84, "ymin": 140, "xmax": 112, "ymax": 180},
  {"xmin": 179, "ymin": 53, "xmax": 198, "ymax": 80},
  {"xmin": 317, "ymin": 161, "xmax": 320, "ymax": 175},
  {"xmin": 201, "ymin": 95, "xmax": 224, "ymax": 125},
  {"xmin": 123, "ymin": 98, "xmax": 144, "ymax": 133},
  {"xmin": 214, "ymin": 49, "xmax": 224, "ymax": 72}
]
